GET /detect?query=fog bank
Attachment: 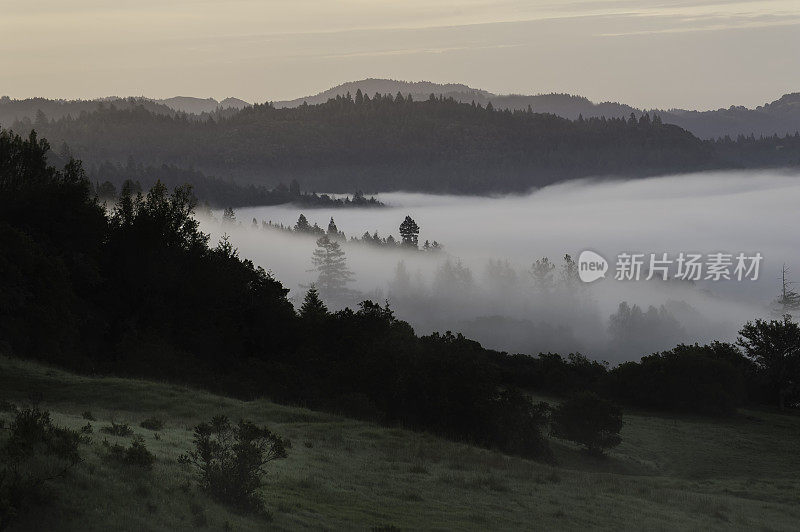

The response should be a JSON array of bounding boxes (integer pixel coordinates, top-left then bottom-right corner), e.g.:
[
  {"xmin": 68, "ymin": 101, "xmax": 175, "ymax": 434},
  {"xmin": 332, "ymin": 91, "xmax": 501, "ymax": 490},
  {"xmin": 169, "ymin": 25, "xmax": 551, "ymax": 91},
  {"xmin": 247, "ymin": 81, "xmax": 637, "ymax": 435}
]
[{"xmin": 200, "ymin": 170, "xmax": 800, "ymax": 363}]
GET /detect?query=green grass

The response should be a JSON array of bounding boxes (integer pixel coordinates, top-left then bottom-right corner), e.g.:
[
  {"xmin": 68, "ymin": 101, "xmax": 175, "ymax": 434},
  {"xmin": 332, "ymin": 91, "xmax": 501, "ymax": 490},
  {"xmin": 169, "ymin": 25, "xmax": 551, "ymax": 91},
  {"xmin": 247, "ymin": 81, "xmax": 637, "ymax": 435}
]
[{"xmin": 1, "ymin": 356, "xmax": 799, "ymax": 531}]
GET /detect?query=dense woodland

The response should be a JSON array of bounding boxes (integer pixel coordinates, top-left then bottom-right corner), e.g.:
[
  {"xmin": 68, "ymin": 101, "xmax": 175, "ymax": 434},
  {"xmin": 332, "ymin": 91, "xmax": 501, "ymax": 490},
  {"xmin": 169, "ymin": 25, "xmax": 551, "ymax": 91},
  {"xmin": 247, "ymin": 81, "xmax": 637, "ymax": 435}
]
[
  {"xmin": 2, "ymin": 128, "xmax": 799, "ymax": 473},
  {"xmin": 16, "ymin": 93, "xmax": 800, "ymax": 195}
]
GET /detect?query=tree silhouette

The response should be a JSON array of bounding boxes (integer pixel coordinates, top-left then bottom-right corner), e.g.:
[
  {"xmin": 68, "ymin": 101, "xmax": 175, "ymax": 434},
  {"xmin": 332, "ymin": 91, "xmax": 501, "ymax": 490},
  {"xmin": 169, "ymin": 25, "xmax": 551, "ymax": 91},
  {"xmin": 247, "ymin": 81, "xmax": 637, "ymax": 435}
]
[
  {"xmin": 738, "ymin": 315, "xmax": 800, "ymax": 409},
  {"xmin": 294, "ymin": 214, "xmax": 311, "ymax": 233},
  {"xmin": 326, "ymin": 217, "xmax": 343, "ymax": 240},
  {"xmin": 550, "ymin": 391, "xmax": 623, "ymax": 456},
  {"xmin": 299, "ymin": 285, "xmax": 329, "ymax": 321},
  {"xmin": 399, "ymin": 215, "xmax": 420, "ymax": 248}
]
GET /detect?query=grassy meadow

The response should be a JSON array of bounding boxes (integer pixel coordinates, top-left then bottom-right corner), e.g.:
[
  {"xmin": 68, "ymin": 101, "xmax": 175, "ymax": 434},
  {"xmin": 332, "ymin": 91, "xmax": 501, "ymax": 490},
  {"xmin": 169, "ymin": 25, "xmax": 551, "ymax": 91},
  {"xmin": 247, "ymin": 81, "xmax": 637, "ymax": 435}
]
[{"xmin": 1, "ymin": 355, "xmax": 799, "ymax": 531}]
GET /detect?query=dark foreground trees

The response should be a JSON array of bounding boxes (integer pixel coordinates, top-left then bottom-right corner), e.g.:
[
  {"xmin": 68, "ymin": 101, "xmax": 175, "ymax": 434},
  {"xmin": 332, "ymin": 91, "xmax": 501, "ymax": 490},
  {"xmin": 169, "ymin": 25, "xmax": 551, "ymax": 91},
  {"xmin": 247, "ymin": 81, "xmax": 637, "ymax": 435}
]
[
  {"xmin": 600, "ymin": 343, "xmax": 749, "ymax": 416},
  {"xmin": 738, "ymin": 316, "xmax": 800, "ymax": 409},
  {"xmin": 0, "ymin": 127, "xmax": 552, "ymax": 461},
  {"xmin": 550, "ymin": 391, "xmax": 623, "ymax": 456}
]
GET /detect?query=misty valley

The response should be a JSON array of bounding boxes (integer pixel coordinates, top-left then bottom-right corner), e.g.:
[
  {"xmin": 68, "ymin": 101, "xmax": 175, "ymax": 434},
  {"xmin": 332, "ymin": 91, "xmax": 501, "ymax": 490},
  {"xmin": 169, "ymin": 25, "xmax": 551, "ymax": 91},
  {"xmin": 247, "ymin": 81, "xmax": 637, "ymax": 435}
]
[{"xmin": 215, "ymin": 172, "xmax": 799, "ymax": 363}]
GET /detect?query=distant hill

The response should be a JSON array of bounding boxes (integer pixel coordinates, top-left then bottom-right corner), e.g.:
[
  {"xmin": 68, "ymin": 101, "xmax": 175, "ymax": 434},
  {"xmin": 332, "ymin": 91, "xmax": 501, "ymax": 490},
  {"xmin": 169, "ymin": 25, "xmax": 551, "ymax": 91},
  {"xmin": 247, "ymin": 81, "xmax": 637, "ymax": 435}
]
[
  {"xmin": 0, "ymin": 95, "xmax": 251, "ymax": 126},
  {"xmin": 157, "ymin": 96, "xmax": 251, "ymax": 114},
  {"xmin": 275, "ymin": 79, "xmax": 800, "ymax": 139},
  {"xmin": 0, "ymin": 96, "xmax": 177, "ymax": 128},
  {"xmin": 659, "ymin": 93, "xmax": 800, "ymax": 139},
  {"xmin": 275, "ymin": 78, "xmax": 491, "ymax": 108}
]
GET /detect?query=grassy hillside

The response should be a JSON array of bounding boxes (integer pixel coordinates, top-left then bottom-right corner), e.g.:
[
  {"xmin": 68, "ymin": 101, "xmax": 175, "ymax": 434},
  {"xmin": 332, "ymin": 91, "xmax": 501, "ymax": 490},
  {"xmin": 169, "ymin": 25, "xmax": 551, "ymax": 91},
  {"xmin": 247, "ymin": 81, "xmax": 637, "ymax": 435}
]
[{"xmin": 1, "ymin": 356, "xmax": 799, "ymax": 531}]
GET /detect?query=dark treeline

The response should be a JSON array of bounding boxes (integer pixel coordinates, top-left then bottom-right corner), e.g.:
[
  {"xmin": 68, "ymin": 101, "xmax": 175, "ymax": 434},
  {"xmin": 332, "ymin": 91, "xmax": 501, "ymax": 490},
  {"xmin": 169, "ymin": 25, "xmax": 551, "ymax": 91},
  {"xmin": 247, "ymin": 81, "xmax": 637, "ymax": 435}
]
[
  {"xmin": 0, "ymin": 128, "xmax": 552, "ymax": 459},
  {"xmin": 2, "ymin": 129, "xmax": 798, "ymax": 463},
  {"xmin": 258, "ymin": 212, "xmax": 442, "ymax": 251},
  {"xmin": 0, "ymin": 96, "xmax": 178, "ymax": 126},
  {"xmin": 17, "ymin": 92, "xmax": 784, "ymax": 194},
  {"xmin": 707, "ymin": 132, "xmax": 800, "ymax": 168},
  {"xmin": 0, "ymin": 96, "xmax": 245, "ymax": 127},
  {"xmin": 85, "ymin": 158, "xmax": 382, "ymax": 209}
]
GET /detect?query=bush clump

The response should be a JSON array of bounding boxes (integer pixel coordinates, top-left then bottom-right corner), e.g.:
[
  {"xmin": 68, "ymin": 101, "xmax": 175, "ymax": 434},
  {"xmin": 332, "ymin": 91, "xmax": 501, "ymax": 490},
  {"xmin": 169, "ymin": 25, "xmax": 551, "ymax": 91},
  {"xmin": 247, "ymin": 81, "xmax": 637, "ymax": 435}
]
[
  {"xmin": 139, "ymin": 417, "xmax": 164, "ymax": 431},
  {"xmin": 0, "ymin": 406, "xmax": 83, "ymax": 530},
  {"xmin": 100, "ymin": 421, "xmax": 134, "ymax": 437},
  {"xmin": 179, "ymin": 415, "xmax": 288, "ymax": 513},
  {"xmin": 104, "ymin": 436, "xmax": 155, "ymax": 469}
]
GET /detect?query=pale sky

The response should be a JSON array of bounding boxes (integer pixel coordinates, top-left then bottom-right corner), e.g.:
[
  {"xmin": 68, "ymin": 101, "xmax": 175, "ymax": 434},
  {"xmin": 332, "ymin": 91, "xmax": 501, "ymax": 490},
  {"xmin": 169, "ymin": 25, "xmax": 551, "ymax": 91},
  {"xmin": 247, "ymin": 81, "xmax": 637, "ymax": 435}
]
[{"xmin": 2, "ymin": 0, "xmax": 799, "ymax": 109}]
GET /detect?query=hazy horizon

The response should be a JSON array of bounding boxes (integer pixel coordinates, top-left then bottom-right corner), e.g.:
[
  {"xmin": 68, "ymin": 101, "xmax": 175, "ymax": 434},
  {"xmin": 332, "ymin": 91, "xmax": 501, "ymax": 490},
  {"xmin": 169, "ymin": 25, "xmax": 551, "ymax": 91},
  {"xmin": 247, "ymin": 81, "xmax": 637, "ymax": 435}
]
[{"xmin": 3, "ymin": 1, "xmax": 800, "ymax": 110}]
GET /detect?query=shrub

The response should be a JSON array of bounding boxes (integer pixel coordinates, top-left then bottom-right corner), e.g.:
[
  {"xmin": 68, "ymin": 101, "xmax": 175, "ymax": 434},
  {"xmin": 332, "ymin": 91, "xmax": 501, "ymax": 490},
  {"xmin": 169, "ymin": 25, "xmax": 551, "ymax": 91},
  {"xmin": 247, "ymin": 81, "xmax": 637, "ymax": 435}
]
[
  {"xmin": 139, "ymin": 417, "xmax": 164, "ymax": 431},
  {"xmin": 104, "ymin": 436, "xmax": 155, "ymax": 469},
  {"xmin": 550, "ymin": 391, "xmax": 623, "ymax": 456},
  {"xmin": 178, "ymin": 415, "xmax": 288, "ymax": 513},
  {"xmin": 0, "ymin": 407, "xmax": 83, "ymax": 531},
  {"xmin": 100, "ymin": 421, "xmax": 134, "ymax": 437}
]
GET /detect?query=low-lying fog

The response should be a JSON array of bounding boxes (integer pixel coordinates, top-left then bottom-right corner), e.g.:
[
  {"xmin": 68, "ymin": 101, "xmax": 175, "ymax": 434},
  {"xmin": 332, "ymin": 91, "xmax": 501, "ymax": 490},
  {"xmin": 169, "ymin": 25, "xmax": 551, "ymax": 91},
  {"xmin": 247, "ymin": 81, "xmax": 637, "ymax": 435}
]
[{"xmin": 200, "ymin": 170, "xmax": 800, "ymax": 363}]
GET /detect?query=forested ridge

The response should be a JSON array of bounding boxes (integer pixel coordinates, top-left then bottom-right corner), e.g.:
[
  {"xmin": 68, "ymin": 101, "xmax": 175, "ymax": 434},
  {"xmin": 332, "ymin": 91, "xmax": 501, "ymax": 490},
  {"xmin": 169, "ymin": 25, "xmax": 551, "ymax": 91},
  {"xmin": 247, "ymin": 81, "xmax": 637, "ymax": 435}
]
[{"xmin": 18, "ymin": 92, "xmax": 793, "ymax": 194}]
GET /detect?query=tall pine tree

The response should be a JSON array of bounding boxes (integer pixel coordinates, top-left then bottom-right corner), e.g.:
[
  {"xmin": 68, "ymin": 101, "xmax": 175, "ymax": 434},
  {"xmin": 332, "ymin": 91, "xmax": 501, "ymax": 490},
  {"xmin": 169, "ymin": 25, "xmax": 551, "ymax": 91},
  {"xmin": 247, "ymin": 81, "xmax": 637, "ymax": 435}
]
[{"xmin": 310, "ymin": 235, "xmax": 354, "ymax": 300}]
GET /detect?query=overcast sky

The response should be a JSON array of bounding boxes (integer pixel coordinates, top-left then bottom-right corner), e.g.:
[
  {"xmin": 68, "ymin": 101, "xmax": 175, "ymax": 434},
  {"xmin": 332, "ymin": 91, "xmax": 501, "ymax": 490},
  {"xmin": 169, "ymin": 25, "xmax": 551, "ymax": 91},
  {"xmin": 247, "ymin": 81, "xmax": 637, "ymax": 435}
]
[{"xmin": 2, "ymin": 0, "xmax": 799, "ymax": 109}]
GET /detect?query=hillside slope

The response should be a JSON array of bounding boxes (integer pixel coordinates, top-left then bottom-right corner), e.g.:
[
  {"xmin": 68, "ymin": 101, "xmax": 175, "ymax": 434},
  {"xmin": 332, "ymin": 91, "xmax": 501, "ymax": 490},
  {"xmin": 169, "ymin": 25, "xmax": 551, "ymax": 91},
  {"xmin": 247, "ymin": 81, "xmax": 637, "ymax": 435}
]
[{"xmin": 2, "ymin": 356, "xmax": 799, "ymax": 531}]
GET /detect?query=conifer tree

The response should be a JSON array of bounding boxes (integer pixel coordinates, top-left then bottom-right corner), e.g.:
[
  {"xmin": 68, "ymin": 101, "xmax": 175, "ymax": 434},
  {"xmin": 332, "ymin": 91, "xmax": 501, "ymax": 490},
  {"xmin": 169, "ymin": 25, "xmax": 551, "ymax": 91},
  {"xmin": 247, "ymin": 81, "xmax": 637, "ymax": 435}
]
[
  {"xmin": 327, "ymin": 217, "xmax": 339, "ymax": 237},
  {"xmin": 299, "ymin": 285, "xmax": 329, "ymax": 320},
  {"xmin": 399, "ymin": 215, "xmax": 420, "ymax": 248},
  {"xmin": 310, "ymin": 235, "xmax": 354, "ymax": 299},
  {"xmin": 294, "ymin": 214, "xmax": 311, "ymax": 232}
]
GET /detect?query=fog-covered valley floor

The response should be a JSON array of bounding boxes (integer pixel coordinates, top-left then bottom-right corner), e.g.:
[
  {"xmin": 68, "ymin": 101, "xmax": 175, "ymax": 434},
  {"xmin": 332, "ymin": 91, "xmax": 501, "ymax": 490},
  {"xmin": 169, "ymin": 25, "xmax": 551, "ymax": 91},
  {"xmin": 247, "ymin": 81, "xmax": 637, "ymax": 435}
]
[{"xmin": 202, "ymin": 171, "xmax": 800, "ymax": 363}]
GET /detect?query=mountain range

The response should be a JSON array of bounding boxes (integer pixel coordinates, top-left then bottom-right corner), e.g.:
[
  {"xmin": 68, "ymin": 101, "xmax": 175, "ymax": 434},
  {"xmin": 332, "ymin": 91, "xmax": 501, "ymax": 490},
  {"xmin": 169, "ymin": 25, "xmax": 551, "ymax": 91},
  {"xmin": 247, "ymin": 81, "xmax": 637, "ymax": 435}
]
[
  {"xmin": 24, "ymin": 90, "xmax": 799, "ymax": 196},
  {"xmin": 3, "ymin": 79, "xmax": 799, "ymax": 141}
]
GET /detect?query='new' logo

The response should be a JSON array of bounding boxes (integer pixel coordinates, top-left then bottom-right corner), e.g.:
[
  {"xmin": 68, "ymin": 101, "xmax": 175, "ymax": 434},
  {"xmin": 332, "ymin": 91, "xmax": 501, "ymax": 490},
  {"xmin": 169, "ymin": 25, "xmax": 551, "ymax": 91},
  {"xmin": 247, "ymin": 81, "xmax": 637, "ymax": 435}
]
[{"xmin": 578, "ymin": 250, "xmax": 608, "ymax": 283}]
